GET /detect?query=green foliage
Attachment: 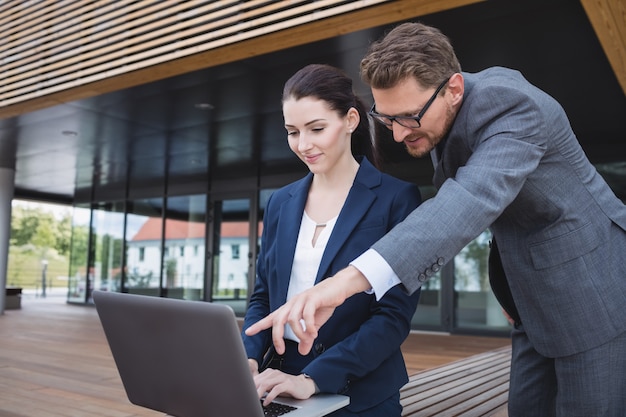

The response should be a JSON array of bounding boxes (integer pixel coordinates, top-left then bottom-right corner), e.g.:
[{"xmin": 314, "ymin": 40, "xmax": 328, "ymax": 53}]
[
  {"xmin": 56, "ymin": 215, "xmax": 73, "ymax": 255},
  {"xmin": 10, "ymin": 204, "xmax": 72, "ymax": 256},
  {"xmin": 456, "ymin": 231, "xmax": 491, "ymax": 291},
  {"xmin": 8, "ymin": 203, "xmax": 73, "ymax": 289},
  {"xmin": 7, "ymin": 246, "xmax": 69, "ymax": 289},
  {"xmin": 69, "ymin": 224, "xmax": 90, "ymax": 276},
  {"xmin": 126, "ymin": 270, "xmax": 155, "ymax": 288}
]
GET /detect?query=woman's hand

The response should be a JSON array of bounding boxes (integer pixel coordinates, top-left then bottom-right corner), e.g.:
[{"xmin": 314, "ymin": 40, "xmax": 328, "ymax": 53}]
[
  {"xmin": 254, "ymin": 368, "xmax": 318, "ymax": 406},
  {"xmin": 248, "ymin": 358, "xmax": 259, "ymax": 376}
]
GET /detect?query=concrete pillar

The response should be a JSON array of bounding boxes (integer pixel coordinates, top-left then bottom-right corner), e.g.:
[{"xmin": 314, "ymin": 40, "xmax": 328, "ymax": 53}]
[{"xmin": 0, "ymin": 167, "xmax": 16, "ymax": 314}]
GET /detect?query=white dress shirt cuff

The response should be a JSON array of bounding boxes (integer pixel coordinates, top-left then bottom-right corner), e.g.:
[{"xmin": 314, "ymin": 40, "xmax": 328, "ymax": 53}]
[{"xmin": 350, "ymin": 249, "xmax": 401, "ymax": 301}]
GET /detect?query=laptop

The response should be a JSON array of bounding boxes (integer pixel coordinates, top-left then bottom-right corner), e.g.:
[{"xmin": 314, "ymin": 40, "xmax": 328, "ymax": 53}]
[{"xmin": 92, "ymin": 290, "xmax": 349, "ymax": 417}]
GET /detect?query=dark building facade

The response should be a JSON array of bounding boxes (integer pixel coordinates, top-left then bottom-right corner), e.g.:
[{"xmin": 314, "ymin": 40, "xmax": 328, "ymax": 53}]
[{"xmin": 1, "ymin": 0, "xmax": 624, "ymax": 336}]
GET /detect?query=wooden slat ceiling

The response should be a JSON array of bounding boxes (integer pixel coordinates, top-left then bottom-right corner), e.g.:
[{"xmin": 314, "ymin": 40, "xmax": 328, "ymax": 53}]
[
  {"xmin": 1, "ymin": 0, "xmax": 624, "ymax": 122},
  {"xmin": 0, "ymin": 0, "xmax": 485, "ymax": 119},
  {"xmin": 0, "ymin": 0, "xmax": 389, "ymax": 105},
  {"xmin": 1, "ymin": 0, "xmax": 624, "ymax": 204}
]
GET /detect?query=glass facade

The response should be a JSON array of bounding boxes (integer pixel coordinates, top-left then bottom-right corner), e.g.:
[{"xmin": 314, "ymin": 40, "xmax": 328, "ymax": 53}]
[
  {"xmin": 90, "ymin": 202, "xmax": 125, "ymax": 297},
  {"xmin": 208, "ymin": 197, "xmax": 252, "ymax": 316},
  {"xmin": 125, "ymin": 198, "xmax": 164, "ymax": 297},
  {"xmin": 455, "ymin": 230, "xmax": 510, "ymax": 332},
  {"xmin": 67, "ymin": 182, "xmax": 519, "ymax": 337},
  {"xmin": 162, "ymin": 195, "xmax": 207, "ymax": 301},
  {"xmin": 68, "ymin": 204, "xmax": 91, "ymax": 303}
]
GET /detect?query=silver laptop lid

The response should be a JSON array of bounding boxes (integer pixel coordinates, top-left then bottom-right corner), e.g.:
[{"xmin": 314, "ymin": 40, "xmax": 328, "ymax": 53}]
[
  {"xmin": 93, "ymin": 290, "xmax": 266, "ymax": 417},
  {"xmin": 92, "ymin": 291, "xmax": 348, "ymax": 417}
]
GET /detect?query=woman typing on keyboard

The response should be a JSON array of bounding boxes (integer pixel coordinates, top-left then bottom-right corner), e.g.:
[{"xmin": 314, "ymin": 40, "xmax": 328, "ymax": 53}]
[{"xmin": 241, "ymin": 64, "xmax": 422, "ymax": 417}]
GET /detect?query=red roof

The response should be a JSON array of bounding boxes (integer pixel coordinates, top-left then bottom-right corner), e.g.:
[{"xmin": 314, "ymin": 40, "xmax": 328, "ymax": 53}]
[{"xmin": 131, "ymin": 217, "xmax": 255, "ymax": 241}]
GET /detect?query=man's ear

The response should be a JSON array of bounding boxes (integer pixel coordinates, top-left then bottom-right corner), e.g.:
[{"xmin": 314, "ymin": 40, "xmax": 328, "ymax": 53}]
[{"xmin": 447, "ymin": 72, "xmax": 464, "ymax": 106}]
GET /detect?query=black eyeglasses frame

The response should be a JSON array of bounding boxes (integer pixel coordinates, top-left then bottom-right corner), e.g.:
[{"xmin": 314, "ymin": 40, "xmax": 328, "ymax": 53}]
[{"xmin": 368, "ymin": 78, "xmax": 449, "ymax": 129}]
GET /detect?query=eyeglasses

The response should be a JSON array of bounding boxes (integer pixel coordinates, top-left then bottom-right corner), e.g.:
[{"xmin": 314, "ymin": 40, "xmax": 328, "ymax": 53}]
[{"xmin": 368, "ymin": 78, "xmax": 449, "ymax": 129}]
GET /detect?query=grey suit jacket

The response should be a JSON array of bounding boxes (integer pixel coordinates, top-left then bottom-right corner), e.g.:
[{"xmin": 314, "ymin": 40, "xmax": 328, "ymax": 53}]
[{"xmin": 372, "ymin": 67, "xmax": 626, "ymax": 357}]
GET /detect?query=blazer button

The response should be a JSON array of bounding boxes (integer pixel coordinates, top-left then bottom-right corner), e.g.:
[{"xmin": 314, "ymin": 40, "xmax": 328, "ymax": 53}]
[
  {"xmin": 418, "ymin": 273, "xmax": 427, "ymax": 282},
  {"xmin": 437, "ymin": 257, "xmax": 445, "ymax": 266},
  {"xmin": 425, "ymin": 268, "xmax": 434, "ymax": 277},
  {"xmin": 432, "ymin": 264, "xmax": 440, "ymax": 272},
  {"xmin": 314, "ymin": 343, "xmax": 325, "ymax": 354}
]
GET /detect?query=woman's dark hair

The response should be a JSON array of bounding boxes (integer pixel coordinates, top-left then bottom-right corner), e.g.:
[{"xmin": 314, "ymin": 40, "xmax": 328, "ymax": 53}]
[{"xmin": 282, "ymin": 64, "xmax": 379, "ymax": 167}]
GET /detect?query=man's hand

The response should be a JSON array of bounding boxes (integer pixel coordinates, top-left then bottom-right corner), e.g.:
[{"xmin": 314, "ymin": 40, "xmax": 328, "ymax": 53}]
[
  {"xmin": 245, "ymin": 266, "xmax": 370, "ymax": 355},
  {"xmin": 254, "ymin": 369, "xmax": 317, "ymax": 406}
]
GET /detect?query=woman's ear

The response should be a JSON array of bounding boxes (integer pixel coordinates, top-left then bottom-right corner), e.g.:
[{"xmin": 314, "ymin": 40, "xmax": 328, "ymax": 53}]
[{"xmin": 347, "ymin": 107, "xmax": 360, "ymax": 132}]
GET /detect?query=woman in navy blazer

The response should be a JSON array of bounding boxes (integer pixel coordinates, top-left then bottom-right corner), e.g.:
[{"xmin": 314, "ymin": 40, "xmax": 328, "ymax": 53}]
[{"xmin": 241, "ymin": 64, "xmax": 422, "ymax": 416}]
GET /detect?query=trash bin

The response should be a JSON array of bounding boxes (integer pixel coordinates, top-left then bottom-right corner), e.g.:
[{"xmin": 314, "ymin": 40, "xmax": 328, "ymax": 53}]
[{"xmin": 5, "ymin": 287, "xmax": 22, "ymax": 309}]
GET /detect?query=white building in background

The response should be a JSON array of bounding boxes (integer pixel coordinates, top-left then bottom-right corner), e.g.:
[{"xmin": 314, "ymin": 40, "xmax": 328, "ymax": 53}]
[{"xmin": 126, "ymin": 218, "xmax": 250, "ymax": 293}]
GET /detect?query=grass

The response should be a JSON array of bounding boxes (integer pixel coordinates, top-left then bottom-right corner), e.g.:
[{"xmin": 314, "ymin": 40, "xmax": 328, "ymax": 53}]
[{"xmin": 6, "ymin": 248, "xmax": 69, "ymax": 290}]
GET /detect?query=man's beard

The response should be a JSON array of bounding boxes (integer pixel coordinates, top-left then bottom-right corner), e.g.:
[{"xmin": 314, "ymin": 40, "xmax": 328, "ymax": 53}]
[{"xmin": 405, "ymin": 106, "xmax": 455, "ymax": 158}]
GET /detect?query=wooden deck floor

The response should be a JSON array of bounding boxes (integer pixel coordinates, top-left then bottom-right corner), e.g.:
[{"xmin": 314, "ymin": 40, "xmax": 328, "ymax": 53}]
[{"xmin": 0, "ymin": 292, "xmax": 511, "ymax": 417}]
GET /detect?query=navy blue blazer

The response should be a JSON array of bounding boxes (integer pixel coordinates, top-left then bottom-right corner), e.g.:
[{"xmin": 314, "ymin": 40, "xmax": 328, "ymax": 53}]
[{"xmin": 242, "ymin": 157, "xmax": 422, "ymax": 412}]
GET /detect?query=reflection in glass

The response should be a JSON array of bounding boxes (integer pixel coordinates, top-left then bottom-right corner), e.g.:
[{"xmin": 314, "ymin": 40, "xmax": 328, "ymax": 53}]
[
  {"xmin": 454, "ymin": 229, "xmax": 509, "ymax": 330},
  {"xmin": 163, "ymin": 195, "xmax": 207, "ymax": 300},
  {"xmin": 90, "ymin": 202, "xmax": 125, "ymax": 299},
  {"xmin": 125, "ymin": 198, "xmax": 163, "ymax": 296},
  {"xmin": 210, "ymin": 198, "xmax": 251, "ymax": 315},
  {"xmin": 411, "ymin": 271, "xmax": 442, "ymax": 328},
  {"xmin": 68, "ymin": 204, "xmax": 92, "ymax": 303}
]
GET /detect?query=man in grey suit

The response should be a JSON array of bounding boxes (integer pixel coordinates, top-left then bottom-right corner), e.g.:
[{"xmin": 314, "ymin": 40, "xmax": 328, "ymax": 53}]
[{"xmin": 247, "ymin": 22, "xmax": 626, "ymax": 416}]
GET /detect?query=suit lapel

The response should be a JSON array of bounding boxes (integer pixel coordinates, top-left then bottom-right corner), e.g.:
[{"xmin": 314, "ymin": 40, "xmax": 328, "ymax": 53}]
[
  {"xmin": 432, "ymin": 131, "xmax": 454, "ymax": 188},
  {"xmin": 276, "ymin": 175, "xmax": 311, "ymax": 302},
  {"xmin": 431, "ymin": 147, "xmax": 446, "ymax": 189},
  {"xmin": 315, "ymin": 159, "xmax": 379, "ymax": 283}
]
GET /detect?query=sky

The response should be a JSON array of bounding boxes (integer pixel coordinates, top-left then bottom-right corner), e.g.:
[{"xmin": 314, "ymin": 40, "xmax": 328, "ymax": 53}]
[
  {"xmin": 12, "ymin": 199, "xmax": 73, "ymax": 220},
  {"xmin": 11, "ymin": 199, "xmax": 145, "ymax": 240}
]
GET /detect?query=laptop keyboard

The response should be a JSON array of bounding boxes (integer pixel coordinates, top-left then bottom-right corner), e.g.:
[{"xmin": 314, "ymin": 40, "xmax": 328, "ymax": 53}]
[{"xmin": 262, "ymin": 400, "xmax": 298, "ymax": 416}]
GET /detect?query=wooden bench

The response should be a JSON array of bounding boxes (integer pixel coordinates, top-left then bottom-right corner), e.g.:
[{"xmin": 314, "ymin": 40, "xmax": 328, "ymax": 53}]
[{"xmin": 401, "ymin": 345, "xmax": 511, "ymax": 417}]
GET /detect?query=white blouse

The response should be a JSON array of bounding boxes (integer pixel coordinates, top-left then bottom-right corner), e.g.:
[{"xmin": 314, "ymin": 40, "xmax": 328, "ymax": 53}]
[{"xmin": 283, "ymin": 211, "xmax": 337, "ymax": 342}]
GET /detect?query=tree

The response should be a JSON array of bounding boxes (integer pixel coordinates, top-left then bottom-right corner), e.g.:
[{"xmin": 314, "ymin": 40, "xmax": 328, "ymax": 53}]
[
  {"xmin": 455, "ymin": 230, "xmax": 492, "ymax": 291},
  {"xmin": 8, "ymin": 202, "xmax": 73, "ymax": 288},
  {"xmin": 56, "ymin": 215, "xmax": 73, "ymax": 255},
  {"xmin": 10, "ymin": 204, "xmax": 72, "ymax": 256}
]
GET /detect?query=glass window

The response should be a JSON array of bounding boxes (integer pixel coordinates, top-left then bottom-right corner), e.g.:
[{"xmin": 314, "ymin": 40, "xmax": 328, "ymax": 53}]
[
  {"xmin": 411, "ymin": 271, "xmax": 443, "ymax": 329},
  {"xmin": 163, "ymin": 194, "xmax": 207, "ymax": 301},
  {"xmin": 68, "ymin": 204, "xmax": 92, "ymax": 303},
  {"xmin": 231, "ymin": 244, "xmax": 240, "ymax": 259},
  {"xmin": 210, "ymin": 197, "xmax": 251, "ymax": 315},
  {"xmin": 125, "ymin": 198, "xmax": 163, "ymax": 297},
  {"xmin": 454, "ymin": 229, "xmax": 510, "ymax": 330},
  {"xmin": 89, "ymin": 201, "xmax": 125, "ymax": 300}
]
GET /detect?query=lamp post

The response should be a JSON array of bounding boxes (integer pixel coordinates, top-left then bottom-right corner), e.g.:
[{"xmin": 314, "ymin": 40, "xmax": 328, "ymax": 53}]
[{"xmin": 41, "ymin": 259, "xmax": 48, "ymax": 298}]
